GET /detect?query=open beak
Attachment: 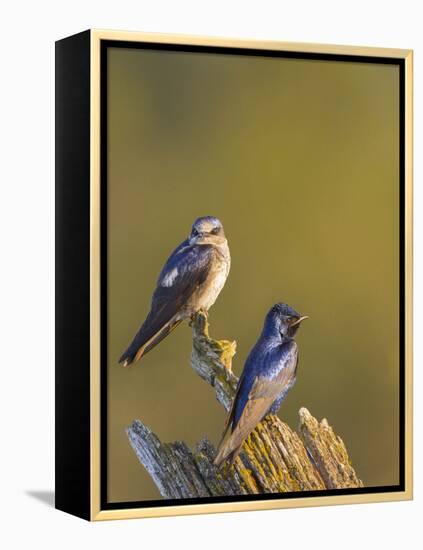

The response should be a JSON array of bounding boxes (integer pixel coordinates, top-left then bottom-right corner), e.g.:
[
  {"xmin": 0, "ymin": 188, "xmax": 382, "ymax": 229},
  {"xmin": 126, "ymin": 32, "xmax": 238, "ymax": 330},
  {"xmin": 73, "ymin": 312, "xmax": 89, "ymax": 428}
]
[{"xmin": 290, "ymin": 315, "xmax": 309, "ymax": 327}]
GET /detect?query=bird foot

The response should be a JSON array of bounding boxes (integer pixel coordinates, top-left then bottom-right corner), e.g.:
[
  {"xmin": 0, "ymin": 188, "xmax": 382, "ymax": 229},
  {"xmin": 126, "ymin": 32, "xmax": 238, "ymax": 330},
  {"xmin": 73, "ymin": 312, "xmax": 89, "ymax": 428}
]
[
  {"xmin": 189, "ymin": 309, "xmax": 208, "ymax": 326},
  {"xmin": 199, "ymin": 308, "xmax": 209, "ymax": 319}
]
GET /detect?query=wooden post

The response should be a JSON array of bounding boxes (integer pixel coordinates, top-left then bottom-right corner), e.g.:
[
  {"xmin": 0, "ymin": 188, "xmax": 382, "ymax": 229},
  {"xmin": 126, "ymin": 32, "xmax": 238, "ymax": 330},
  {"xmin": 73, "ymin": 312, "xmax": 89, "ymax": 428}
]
[{"xmin": 127, "ymin": 312, "xmax": 363, "ymax": 498}]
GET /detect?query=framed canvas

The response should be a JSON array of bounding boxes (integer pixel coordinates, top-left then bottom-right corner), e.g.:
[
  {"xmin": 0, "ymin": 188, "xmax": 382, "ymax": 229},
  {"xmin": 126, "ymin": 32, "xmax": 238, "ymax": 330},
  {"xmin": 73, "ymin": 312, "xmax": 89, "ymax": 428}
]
[{"xmin": 55, "ymin": 29, "xmax": 413, "ymax": 521}]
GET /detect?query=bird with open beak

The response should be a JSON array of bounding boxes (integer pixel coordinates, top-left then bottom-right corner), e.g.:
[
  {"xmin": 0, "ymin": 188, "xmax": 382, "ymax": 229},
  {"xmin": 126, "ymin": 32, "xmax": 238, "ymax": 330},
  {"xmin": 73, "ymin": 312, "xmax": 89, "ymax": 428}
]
[
  {"xmin": 214, "ymin": 303, "xmax": 308, "ymax": 467},
  {"xmin": 119, "ymin": 216, "xmax": 230, "ymax": 367}
]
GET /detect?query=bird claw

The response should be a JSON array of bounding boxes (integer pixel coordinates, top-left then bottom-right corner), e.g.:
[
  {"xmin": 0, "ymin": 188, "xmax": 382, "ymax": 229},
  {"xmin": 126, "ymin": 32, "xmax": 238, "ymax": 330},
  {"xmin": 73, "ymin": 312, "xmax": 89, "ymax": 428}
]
[{"xmin": 189, "ymin": 309, "xmax": 208, "ymax": 327}]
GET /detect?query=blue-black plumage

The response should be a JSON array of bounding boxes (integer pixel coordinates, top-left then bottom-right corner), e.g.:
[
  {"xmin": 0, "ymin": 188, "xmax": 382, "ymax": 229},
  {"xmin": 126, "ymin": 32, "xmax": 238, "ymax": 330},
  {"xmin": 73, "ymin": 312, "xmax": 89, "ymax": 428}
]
[
  {"xmin": 119, "ymin": 216, "xmax": 230, "ymax": 366},
  {"xmin": 214, "ymin": 303, "xmax": 308, "ymax": 467}
]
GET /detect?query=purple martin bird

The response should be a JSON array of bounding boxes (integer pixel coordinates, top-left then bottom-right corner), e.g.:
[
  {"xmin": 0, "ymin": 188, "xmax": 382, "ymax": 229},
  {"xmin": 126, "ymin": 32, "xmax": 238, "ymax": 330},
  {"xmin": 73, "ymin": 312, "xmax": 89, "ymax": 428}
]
[
  {"xmin": 119, "ymin": 216, "xmax": 230, "ymax": 367},
  {"xmin": 214, "ymin": 303, "xmax": 308, "ymax": 467}
]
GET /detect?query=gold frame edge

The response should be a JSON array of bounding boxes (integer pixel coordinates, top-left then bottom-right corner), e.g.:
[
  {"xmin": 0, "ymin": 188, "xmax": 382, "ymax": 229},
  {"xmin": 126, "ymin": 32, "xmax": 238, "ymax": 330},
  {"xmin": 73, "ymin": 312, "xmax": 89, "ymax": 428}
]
[{"xmin": 90, "ymin": 30, "xmax": 101, "ymax": 520}]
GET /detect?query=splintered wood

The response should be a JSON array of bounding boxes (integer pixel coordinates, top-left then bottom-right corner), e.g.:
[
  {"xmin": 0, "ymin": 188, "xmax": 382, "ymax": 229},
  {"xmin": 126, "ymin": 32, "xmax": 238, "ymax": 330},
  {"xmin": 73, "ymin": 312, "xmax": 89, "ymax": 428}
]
[{"xmin": 127, "ymin": 312, "xmax": 363, "ymax": 498}]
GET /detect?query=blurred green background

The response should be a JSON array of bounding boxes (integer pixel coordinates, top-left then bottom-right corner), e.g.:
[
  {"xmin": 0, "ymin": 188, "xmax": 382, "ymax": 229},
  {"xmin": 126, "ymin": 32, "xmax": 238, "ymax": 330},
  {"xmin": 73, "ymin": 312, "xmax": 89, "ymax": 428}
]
[{"xmin": 107, "ymin": 46, "xmax": 399, "ymax": 502}]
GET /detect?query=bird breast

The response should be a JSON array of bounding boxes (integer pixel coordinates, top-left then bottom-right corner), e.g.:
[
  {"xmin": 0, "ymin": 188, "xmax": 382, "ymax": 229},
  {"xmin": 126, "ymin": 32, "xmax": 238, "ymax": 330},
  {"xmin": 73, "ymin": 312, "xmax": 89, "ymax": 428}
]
[{"xmin": 197, "ymin": 244, "xmax": 230, "ymax": 311}]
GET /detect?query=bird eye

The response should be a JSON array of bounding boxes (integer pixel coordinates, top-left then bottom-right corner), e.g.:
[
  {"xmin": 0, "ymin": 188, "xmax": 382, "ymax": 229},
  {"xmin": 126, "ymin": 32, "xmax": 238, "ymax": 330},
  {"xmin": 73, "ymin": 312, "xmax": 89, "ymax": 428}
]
[
  {"xmin": 192, "ymin": 228, "xmax": 199, "ymax": 236},
  {"xmin": 211, "ymin": 227, "xmax": 220, "ymax": 235}
]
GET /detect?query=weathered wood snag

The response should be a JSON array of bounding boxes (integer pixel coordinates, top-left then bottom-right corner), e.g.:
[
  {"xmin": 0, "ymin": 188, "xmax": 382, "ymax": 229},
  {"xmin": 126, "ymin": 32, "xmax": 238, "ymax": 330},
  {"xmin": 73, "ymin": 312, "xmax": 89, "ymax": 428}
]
[{"xmin": 127, "ymin": 312, "xmax": 363, "ymax": 498}]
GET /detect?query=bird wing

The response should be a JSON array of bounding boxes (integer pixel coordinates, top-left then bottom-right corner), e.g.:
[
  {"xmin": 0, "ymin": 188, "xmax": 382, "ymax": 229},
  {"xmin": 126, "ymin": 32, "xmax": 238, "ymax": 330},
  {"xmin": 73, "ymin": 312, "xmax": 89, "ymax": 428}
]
[
  {"xmin": 214, "ymin": 340, "xmax": 298, "ymax": 466},
  {"xmin": 215, "ymin": 368, "xmax": 248, "ymax": 451},
  {"xmin": 152, "ymin": 242, "xmax": 215, "ymax": 323},
  {"xmin": 119, "ymin": 242, "xmax": 215, "ymax": 365}
]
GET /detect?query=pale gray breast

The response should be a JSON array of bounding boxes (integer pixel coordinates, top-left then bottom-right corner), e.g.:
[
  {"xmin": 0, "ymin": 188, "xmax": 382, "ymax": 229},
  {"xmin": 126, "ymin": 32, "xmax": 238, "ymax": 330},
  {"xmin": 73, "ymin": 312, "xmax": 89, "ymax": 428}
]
[{"xmin": 198, "ymin": 242, "xmax": 230, "ymax": 311}]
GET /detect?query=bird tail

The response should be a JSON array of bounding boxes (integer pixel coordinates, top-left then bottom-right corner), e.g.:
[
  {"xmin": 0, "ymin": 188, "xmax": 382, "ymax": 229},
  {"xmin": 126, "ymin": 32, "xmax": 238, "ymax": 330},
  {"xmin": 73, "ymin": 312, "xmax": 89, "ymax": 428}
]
[
  {"xmin": 214, "ymin": 439, "xmax": 242, "ymax": 469},
  {"xmin": 118, "ymin": 319, "xmax": 182, "ymax": 367},
  {"xmin": 213, "ymin": 407, "xmax": 240, "ymax": 468}
]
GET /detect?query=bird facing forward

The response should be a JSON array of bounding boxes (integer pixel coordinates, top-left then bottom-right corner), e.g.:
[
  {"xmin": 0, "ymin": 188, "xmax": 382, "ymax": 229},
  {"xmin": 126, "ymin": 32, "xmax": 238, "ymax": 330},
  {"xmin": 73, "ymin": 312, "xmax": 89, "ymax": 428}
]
[
  {"xmin": 214, "ymin": 303, "xmax": 308, "ymax": 467},
  {"xmin": 119, "ymin": 216, "xmax": 230, "ymax": 367}
]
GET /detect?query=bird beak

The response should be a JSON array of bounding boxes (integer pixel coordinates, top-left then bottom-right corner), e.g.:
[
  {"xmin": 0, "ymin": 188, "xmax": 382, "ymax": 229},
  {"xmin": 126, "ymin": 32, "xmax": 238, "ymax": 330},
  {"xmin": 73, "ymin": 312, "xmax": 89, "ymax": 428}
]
[
  {"xmin": 190, "ymin": 232, "xmax": 204, "ymax": 244},
  {"xmin": 290, "ymin": 315, "xmax": 309, "ymax": 327}
]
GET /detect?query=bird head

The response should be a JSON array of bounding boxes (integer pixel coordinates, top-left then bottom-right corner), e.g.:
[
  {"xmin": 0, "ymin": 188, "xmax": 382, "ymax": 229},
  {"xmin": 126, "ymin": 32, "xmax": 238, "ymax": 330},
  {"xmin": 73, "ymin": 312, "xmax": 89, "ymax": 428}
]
[
  {"xmin": 266, "ymin": 303, "xmax": 309, "ymax": 339},
  {"xmin": 189, "ymin": 216, "xmax": 226, "ymax": 245}
]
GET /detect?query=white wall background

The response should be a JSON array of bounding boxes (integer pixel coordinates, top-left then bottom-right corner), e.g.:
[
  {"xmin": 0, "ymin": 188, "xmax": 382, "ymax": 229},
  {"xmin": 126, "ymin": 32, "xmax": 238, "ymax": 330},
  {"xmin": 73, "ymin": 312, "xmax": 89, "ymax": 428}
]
[{"xmin": 0, "ymin": 1, "xmax": 420, "ymax": 548}]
